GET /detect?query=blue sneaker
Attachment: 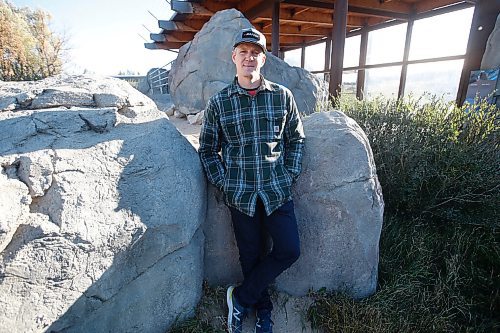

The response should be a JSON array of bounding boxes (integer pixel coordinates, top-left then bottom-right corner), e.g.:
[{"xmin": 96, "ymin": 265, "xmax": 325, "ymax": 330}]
[
  {"xmin": 255, "ymin": 309, "xmax": 273, "ymax": 333},
  {"xmin": 227, "ymin": 286, "xmax": 247, "ymax": 333}
]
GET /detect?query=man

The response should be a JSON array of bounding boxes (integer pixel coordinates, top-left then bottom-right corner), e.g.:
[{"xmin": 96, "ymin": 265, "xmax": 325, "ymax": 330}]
[{"xmin": 198, "ymin": 27, "xmax": 305, "ymax": 333}]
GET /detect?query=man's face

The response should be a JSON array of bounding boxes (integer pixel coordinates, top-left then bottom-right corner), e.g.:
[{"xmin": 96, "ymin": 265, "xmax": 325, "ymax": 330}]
[{"xmin": 232, "ymin": 43, "xmax": 266, "ymax": 79}]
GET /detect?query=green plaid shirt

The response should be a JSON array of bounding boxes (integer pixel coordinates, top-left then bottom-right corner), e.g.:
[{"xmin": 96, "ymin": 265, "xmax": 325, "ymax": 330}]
[{"xmin": 199, "ymin": 76, "xmax": 305, "ymax": 216}]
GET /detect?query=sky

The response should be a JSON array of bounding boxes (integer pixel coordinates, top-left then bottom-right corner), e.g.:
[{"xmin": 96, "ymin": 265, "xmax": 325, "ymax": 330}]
[{"xmin": 11, "ymin": 0, "xmax": 178, "ymax": 75}]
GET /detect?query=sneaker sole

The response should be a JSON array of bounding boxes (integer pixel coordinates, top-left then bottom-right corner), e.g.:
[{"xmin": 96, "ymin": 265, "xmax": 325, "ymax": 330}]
[{"xmin": 227, "ymin": 286, "xmax": 235, "ymax": 333}]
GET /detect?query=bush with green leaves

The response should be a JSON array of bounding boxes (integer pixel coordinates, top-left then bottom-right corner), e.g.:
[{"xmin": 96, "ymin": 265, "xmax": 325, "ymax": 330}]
[{"xmin": 339, "ymin": 95, "xmax": 499, "ymax": 224}]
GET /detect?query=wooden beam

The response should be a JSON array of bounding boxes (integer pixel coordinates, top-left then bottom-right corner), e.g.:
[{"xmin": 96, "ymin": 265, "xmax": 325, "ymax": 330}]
[
  {"xmin": 283, "ymin": 0, "xmax": 409, "ymax": 20},
  {"xmin": 300, "ymin": 44, "xmax": 305, "ymax": 68},
  {"xmin": 356, "ymin": 27, "xmax": 368, "ymax": 99},
  {"xmin": 398, "ymin": 10, "xmax": 415, "ymax": 99},
  {"xmin": 415, "ymin": 0, "xmax": 469, "ymax": 14},
  {"xmin": 415, "ymin": 1, "xmax": 475, "ymax": 20},
  {"xmin": 171, "ymin": 0, "xmax": 193, "ymax": 14},
  {"xmin": 261, "ymin": 25, "xmax": 332, "ymax": 37},
  {"xmin": 178, "ymin": 19, "xmax": 207, "ymax": 31},
  {"xmin": 348, "ymin": 5, "xmax": 408, "ymax": 20},
  {"xmin": 150, "ymin": 33, "xmax": 166, "ymax": 42},
  {"xmin": 457, "ymin": 0, "xmax": 500, "ymax": 105},
  {"xmin": 272, "ymin": 1, "xmax": 280, "ymax": 56},
  {"xmin": 243, "ymin": 0, "xmax": 275, "ymax": 20},
  {"xmin": 171, "ymin": 1, "xmax": 213, "ymax": 16},
  {"xmin": 158, "ymin": 20, "xmax": 178, "ymax": 31},
  {"xmin": 262, "ymin": 31, "xmax": 327, "ymax": 38},
  {"xmin": 311, "ymin": 54, "xmax": 468, "ymax": 76},
  {"xmin": 203, "ymin": 1, "xmax": 235, "ymax": 14},
  {"xmin": 268, "ymin": 34, "xmax": 322, "ymax": 46},
  {"xmin": 144, "ymin": 42, "xmax": 184, "ymax": 50},
  {"xmin": 341, "ymin": 54, "xmax": 467, "ymax": 72},
  {"xmin": 347, "ymin": 0, "xmax": 412, "ymax": 13},
  {"xmin": 324, "ymin": 37, "xmax": 331, "ymax": 72},
  {"xmin": 238, "ymin": 0, "xmax": 266, "ymax": 14},
  {"xmin": 158, "ymin": 20, "xmax": 206, "ymax": 32},
  {"xmin": 254, "ymin": 9, "xmax": 369, "ymax": 28},
  {"xmin": 329, "ymin": 0, "xmax": 348, "ymax": 101},
  {"xmin": 150, "ymin": 32, "xmax": 194, "ymax": 43}
]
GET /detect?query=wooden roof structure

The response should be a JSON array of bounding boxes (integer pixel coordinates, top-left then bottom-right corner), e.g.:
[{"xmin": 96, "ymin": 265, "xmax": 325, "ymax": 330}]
[
  {"xmin": 145, "ymin": 0, "xmax": 499, "ymax": 105},
  {"xmin": 146, "ymin": 0, "xmax": 474, "ymax": 52}
]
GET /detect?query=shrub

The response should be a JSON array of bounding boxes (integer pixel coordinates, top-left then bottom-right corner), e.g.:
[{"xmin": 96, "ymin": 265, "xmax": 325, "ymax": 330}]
[
  {"xmin": 339, "ymin": 95, "xmax": 499, "ymax": 224},
  {"xmin": 308, "ymin": 216, "xmax": 500, "ymax": 332},
  {"xmin": 306, "ymin": 96, "xmax": 500, "ymax": 332}
]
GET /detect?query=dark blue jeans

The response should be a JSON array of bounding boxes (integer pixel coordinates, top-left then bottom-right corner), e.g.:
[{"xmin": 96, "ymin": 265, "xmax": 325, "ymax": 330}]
[{"xmin": 229, "ymin": 199, "xmax": 300, "ymax": 311}]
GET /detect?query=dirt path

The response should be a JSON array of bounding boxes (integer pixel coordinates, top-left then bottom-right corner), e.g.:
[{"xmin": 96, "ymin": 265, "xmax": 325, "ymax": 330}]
[
  {"xmin": 149, "ymin": 94, "xmax": 202, "ymax": 149},
  {"xmin": 168, "ymin": 116, "xmax": 201, "ymax": 149}
]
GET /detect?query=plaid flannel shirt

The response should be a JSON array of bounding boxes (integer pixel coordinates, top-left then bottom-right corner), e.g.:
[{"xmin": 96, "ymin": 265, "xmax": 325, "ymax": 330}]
[{"xmin": 199, "ymin": 76, "xmax": 305, "ymax": 216}]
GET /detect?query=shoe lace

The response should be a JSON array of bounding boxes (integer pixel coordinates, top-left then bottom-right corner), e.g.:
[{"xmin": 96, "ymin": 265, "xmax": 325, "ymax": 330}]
[
  {"xmin": 256, "ymin": 314, "xmax": 273, "ymax": 329},
  {"xmin": 233, "ymin": 307, "xmax": 243, "ymax": 322}
]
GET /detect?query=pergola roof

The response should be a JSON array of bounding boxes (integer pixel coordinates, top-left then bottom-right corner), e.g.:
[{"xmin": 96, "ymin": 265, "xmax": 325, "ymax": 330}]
[{"xmin": 145, "ymin": 0, "xmax": 475, "ymax": 52}]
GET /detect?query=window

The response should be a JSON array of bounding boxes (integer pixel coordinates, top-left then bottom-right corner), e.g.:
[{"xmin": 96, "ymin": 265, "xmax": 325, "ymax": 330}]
[
  {"xmin": 409, "ymin": 8, "xmax": 473, "ymax": 60},
  {"xmin": 365, "ymin": 66, "xmax": 402, "ymax": 97},
  {"xmin": 305, "ymin": 42, "xmax": 326, "ymax": 72},
  {"xmin": 405, "ymin": 60, "xmax": 464, "ymax": 101},
  {"xmin": 342, "ymin": 70, "xmax": 357, "ymax": 95},
  {"xmin": 284, "ymin": 49, "xmax": 301, "ymax": 67},
  {"xmin": 367, "ymin": 24, "xmax": 407, "ymax": 65},
  {"xmin": 343, "ymin": 35, "xmax": 361, "ymax": 68}
]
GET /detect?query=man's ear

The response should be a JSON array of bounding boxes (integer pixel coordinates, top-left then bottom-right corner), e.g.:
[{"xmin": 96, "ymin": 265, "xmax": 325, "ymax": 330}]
[
  {"xmin": 261, "ymin": 53, "xmax": 266, "ymax": 66},
  {"xmin": 232, "ymin": 50, "xmax": 237, "ymax": 64}
]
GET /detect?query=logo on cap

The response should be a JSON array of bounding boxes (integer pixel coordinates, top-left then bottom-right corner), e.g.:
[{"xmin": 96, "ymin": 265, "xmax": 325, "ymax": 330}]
[
  {"xmin": 242, "ymin": 30, "xmax": 260, "ymax": 41},
  {"xmin": 233, "ymin": 28, "xmax": 267, "ymax": 52}
]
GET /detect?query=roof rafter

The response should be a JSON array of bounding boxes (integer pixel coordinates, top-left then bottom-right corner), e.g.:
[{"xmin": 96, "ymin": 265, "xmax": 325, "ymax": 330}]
[
  {"xmin": 282, "ymin": 0, "xmax": 409, "ymax": 20},
  {"xmin": 159, "ymin": 20, "xmax": 207, "ymax": 32},
  {"xmin": 147, "ymin": 0, "xmax": 474, "ymax": 52}
]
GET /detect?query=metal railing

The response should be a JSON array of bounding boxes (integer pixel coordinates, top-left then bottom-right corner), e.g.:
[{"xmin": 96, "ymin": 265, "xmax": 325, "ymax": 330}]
[{"xmin": 148, "ymin": 59, "xmax": 175, "ymax": 94}]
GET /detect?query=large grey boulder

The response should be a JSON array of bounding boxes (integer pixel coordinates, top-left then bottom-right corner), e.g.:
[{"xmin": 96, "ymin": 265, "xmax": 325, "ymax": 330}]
[
  {"xmin": 203, "ymin": 111, "xmax": 384, "ymax": 298},
  {"xmin": 0, "ymin": 75, "xmax": 206, "ymax": 333},
  {"xmin": 169, "ymin": 9, "xmax": 328, "ymax": 116},
  {"xmin": 203, "ymin": 187, "xmax": 241, "ymax": 285},
  {"xmin": 481, "ymin": 13, "xmax": 500, "ymax": 69}
]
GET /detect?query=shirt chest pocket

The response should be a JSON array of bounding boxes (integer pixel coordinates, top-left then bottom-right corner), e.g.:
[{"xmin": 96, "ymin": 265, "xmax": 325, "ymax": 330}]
[
  {"xmin": 220, "ymin": 112, "xmax": 254, "ymax": 144},
  {"xmin": 265, "ymin": 109, "xmax": 287, "ymax": 140}
]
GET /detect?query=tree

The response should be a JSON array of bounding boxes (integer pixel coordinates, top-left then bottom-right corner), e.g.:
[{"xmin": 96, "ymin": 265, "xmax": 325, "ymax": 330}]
[{"xmin": 0, "ymin": 1, "xmax": 66, "ymax": 81}]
